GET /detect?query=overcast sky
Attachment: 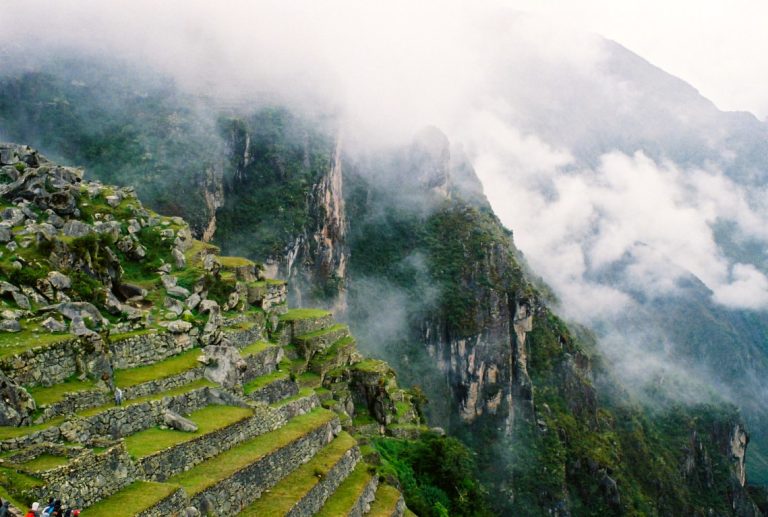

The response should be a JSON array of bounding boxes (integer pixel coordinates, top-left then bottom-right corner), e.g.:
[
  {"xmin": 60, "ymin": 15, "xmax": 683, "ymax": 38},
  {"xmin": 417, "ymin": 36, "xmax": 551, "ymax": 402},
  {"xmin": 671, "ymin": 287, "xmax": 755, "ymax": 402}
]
[{"xmin": 507, "ymin": 0, "xmax": 768, "ymax": 119}]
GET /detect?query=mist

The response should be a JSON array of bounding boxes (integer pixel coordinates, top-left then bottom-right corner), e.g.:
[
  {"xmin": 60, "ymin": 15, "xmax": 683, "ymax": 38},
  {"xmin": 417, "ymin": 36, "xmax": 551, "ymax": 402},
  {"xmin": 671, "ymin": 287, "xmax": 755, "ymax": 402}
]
[{"xmin": 3, "ymin": 0, "xmax": 768, "ymax": 409}]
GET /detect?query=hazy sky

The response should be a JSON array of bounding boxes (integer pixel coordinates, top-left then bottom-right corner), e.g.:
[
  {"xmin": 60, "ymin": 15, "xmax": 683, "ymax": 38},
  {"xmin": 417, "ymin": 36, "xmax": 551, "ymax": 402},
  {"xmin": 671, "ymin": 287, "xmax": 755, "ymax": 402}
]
[{"xmin": 508, "ymin": 0, "xmax": 768, "ymax": 119}]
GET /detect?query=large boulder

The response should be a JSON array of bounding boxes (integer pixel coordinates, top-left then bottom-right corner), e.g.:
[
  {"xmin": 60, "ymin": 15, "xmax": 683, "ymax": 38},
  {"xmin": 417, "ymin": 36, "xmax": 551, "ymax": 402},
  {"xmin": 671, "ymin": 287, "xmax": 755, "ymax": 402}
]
[
  {"xmin": 200, "ymin": 344, "xmax": 246, "ymax": 389},
  {"xmin": 163, "ymin": 409, "xmax": 198, "ymax": 432},
  {"xmin": 54, "ymin": 301, "xmax": 108, "ymax": 327}
]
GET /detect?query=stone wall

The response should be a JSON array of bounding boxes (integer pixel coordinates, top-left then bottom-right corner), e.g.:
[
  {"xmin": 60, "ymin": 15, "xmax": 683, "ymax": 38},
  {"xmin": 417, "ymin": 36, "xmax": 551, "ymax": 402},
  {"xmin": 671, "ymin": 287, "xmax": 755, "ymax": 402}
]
[
  {"xmin": 0, "ymin": 337, "xmax": 85, "ymax": 387},
  {"xmin": 286, "ymin": 446, "xmax": 362, "ymax": 517},
  {"xmin": 30, "ymin": 443, "xmax": 137, "ymax": 508},
  {"xmin": 138, "ymin": 487, "xmax": 189, "ymax": 517},
  {"xmin": 247, "ymin": 377, "xmax": 299, "ymax": 405},
  {"xmin": 190, "ymin": 416, "xmax": 341, "ymax": 516},
  {"xmin": 138, "ymin": 405, "xmax": 283, "ymax": 482},
  {"xmin": 35, "ymin": 388, "xmax": 109, "ymax": 424},
  {"xmin": 110, "ymin": 330, "xmax": 195, "ymax": 369},
  {"xmin": 348, "ymin": 473, "xmax": 379, "ymax": 517},
  {"xmin": 223, "ymin": 322, "xmax": 265, "ymax": 348},
  {"xmin": 1, "ymin": 385, "xmax": 212, "ymax": 451},
  {"xmin": 123, "ymin": 367, "xmax": 204, "ymax": 400},
  {"xmin": 242, "ymin": 346, "xmax": 283, "ymax": 383}
]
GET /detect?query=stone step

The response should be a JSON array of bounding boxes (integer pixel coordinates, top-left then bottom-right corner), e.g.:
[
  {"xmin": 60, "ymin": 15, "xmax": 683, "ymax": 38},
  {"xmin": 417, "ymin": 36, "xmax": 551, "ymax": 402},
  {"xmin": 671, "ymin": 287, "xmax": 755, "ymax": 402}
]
[
  {"xmin": 367, "ymin": 484, "xmax": 406, "ymax": 517},
  {"xmin": 0, "ymin": 378, "xmax": 214, "ymax": 451},
  {"xmin": 244, "ymin": 370, "xmax": 299, "ymax": 405},
  {"xmin": 168, "ymin": 408, "xmax": 340, "ymax": 516},
  {"xmin": 82, "ymin": 480, "xmax": 186, "ymax": 516},
  {"xmin": 240, "ymin": 341, "xmax": 284, "ymax": 383},
  {"xmin": 240, "ymin": 432, "xmax": 361, "ymax": 517},
  {"xmin": 294, "ymin": 324, "xmax": 351, "ymax": 359},
  {"xmin": 274, "ymin": 309, "xmax": 334, "ymax": 345},
  {"xmin": 315, "ymin": 461, "xmax": 378, "ymax": 517}
]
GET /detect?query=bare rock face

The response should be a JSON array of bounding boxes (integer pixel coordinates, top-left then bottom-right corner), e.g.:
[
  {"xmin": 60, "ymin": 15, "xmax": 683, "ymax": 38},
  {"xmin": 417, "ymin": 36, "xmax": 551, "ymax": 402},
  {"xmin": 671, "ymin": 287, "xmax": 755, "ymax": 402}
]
[
  {"xmin": 200, "ymin": 344, "xmax": 247, "ymax": 389},
  {"xmin": 0, "ymin": 370, "xmax": 35, "ymax": 426}
]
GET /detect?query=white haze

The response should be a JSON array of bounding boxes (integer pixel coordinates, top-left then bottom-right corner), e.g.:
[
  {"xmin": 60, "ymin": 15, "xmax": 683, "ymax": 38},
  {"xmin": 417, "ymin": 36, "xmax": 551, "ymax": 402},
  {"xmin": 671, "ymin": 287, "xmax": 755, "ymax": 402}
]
[{"xmin": 3, "ymin": 1, "xmax": 768, "ymax": 389}]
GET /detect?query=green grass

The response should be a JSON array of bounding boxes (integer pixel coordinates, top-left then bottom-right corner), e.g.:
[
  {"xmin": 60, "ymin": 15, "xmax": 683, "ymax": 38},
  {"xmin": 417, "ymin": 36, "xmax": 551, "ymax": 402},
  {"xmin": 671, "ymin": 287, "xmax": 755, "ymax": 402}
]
[
  {"xmin": 271, "ymin": 387, "xmax": 315, "ymax": 408},
  {"xmin": 279, "ymin": 308, "xmax": 331, "ymax": 322},
  {"xmin": 85, "ymin": 481, "xmax": 180, "ymax": 517},
  {"xmin": 243, "ymin": 370, "xmax": 291, "ymax": 395},
  {"xmin": 16, "ymin": 454, "xmax": 69, "ymax": 472},
  {"xmin": 240, "ymin": 341, "xmax": 273, "ymax": 357},
  {"xmin": 27, "ymin": 377, "xmax": 96, "ymax": 406},
  {"xmin": 352, "ymin": 359, "xmax": 390, "ymax": 374},
  {"xmin": 170, "ymin": 408, "xmax": 336, "ymax": 495},
  {"xmin": 240, "ymin": 432, "xmax": 358, "ymax": 517},
  {"xmin": 295, "ymin": 324, "xmax": 348, "ymax": 341},
  {"xmin": 315, "ymin": 461, "xmax": 375, "ymax": 517},
  {"xmin": 124, "ymin": 405, "xmax": 253, "ymax": 458},
  {"xmin": 113, "ymin": 348, "xmax": 201, "ymax": 388},
  {"xmin": 0, "ymin": 330, "xmax": 74, "ymax": 359},
  {"xmin": 0, "ymin": 465, "xmax": 43, "ymax": 506},
  {"xmin": 219, "ymin": 256, "xmax": 256, "ymax": 268},
  {"xmin": 366, "ymin": 484, "xmax": 403, "ymax": 517},
  {"xmin": 297, "ymin": 372, "xmax": 322, "ymax": 389}
]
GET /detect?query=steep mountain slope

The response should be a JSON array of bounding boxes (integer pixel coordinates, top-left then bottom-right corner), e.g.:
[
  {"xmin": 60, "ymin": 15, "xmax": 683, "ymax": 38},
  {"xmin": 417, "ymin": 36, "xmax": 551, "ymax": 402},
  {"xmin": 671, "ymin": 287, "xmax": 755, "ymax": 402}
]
[
  {"xmin": 0, "ymin": 143, "xmax": 488, "ymax": 516},
  {"xmin": 0, "ymin": 59, "xmax": 765, "ymax": 514}
]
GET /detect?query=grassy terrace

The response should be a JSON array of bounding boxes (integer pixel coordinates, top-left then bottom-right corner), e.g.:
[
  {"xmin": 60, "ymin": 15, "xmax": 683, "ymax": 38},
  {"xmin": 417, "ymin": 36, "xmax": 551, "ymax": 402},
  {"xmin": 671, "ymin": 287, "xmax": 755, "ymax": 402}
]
[
  {"xmin": 270, "ymin": 387, "xmax": 315, "ymax": 409},
  {"xmin": 279, "ymin": 308, "xmax": 331, "ymax": 322},
  {"xmin": 310, "ymin": 336, "xmax": 355, "ymax": 367},
  {"xmin": 169, "ymin": 408, "xmax": 336, "ymax": 496},
  {"xmin": 315, "ymin": 461, "xmax": 375, "ymax": 517},
  {"xmin": 0, "ymin": 330, "xmax": 74, "ymax": 359},
  {"xmin": 240, "ymin": 340, "xmax": 273, "ymax": 357},
  {"xmin": 16, "ymin": 453, "xmax": 69, "ymax": 472},
  {"xmin": 366, "ymin": 484, "xmax": 403, "ymax": 517},
  {"xmin": 28, "ymin": 377, "xmax": 96, "ymax": 406},
  {"xmin": 295, "ymin": 324, "xmax": 348, "ymax": 341},
  {"xmin": 85, "ymin": 481, "xmax": 179, "ymax": 517},
  {"xmin": 113, "ymin": 348, "xmax": 201, "ymax": 388},
  {"xmin": 240, "ymin": 432, "xmax": 358, "ymax": 517},
  {"xmin": 243, "ymin": 370, "xmax": 290, "ymax": 395},
  {"xmin": 124, "ymin": 405, "xmax": 253, "ymax": 458},
  {"xmin": 0, "ymin": 378, "xmax": 214, "ymax": 441}
]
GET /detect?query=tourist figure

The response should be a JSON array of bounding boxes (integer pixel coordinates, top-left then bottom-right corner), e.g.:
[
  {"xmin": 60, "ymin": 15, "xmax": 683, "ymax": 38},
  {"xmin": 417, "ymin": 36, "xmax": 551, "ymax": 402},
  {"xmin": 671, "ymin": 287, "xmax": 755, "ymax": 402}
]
[
  {"xmin": 0, "ymin": 500, "xmax": 10, "ymax": 517},
  {"xmin": 25, "ymin": 502, "xmax": 40, "ymax": 517},
  {"xmin": 114, "ymin": 386, "xmax": 124, "ymax": 406}
]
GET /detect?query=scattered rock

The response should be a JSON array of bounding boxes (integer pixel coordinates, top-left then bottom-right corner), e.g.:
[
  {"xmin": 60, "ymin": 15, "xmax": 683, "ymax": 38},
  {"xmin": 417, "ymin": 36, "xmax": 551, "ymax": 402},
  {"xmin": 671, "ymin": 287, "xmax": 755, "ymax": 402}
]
[
  {"xmin": 0, "ymin": 319, "xmax": 21, "ymax": 332},
  {"xmin": 185, "ymin": 293, "xmax": 201, "ymax": 311},
  {"xmin": 172, "ymin": 247, "xmax": 186, "ymax": 268},
  {"xmin": 166, "ymin": 320, "xmax": 193, "ymax": 333},
  {"xmin": 163, "ymin": 409, "xmax": 198, "ymax": 432},
  {"xmin": 201, "ymin": 344, "xmax": 247, "ymax": 389},
  {"xmin": 11, "ymin": 291, "xmax": 30, "ymax": 310},
  {"xmin": 164, "ymin": 296, "xmax": 184, "ymax": 316},
  {"xmin": 70, "ymin": 315, "xmax": 97, "ymax": 337},
  {"xmin": 61, "ymin": 220, "xmax": 92, "ymax": 238},
  {"xmin": 46, "ymin": 211, "xmax": 65, "ymax": 228},
  {"xmin": 105, "ymin": 195, "xmax": 121, "ymax": 207},
  {"xmin": 160, "ymin": 275, "xmax": 177, "ymax": 289},
  {"xmin": 55, "ymin": 301, "xmax": 107, "ymax": 327},
  {"xmin": 41, "ymin": 317, "xmax": 67, "ymax": 332},
  {"xmin": 166, "ymin": 285, "xmax": 191, "ymax": 299},
  {"xmin": 47, "ymin": 271, "xmax": 72, "ymax": 290},
  {"xmin": 0, "ymin": 227, "xmax": 11, "ymax": 243}
]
